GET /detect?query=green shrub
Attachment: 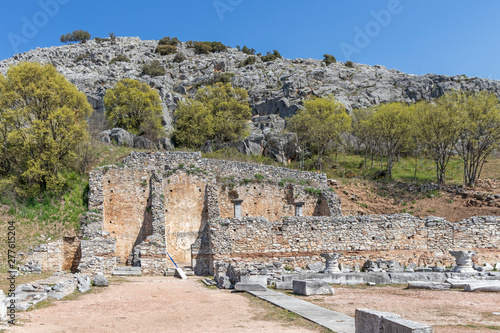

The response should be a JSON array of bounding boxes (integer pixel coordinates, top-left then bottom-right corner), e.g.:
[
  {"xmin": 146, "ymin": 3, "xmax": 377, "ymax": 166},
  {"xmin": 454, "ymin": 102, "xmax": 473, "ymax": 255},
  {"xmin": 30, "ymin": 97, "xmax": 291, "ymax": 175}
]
[
  {"xmin": 261, "ymin": 50, "xmax": 282, "ymax": 62},
  {"xmin": 194, "ymin": 42, "xmax": 212, "ymax": 54},
  {"xmin": 254, "ymin": 174, "xmax": 265, "ymax": 180},
  {"xmin": 173, "ymin": 53, "xmax": 186, "ymax": 63},
  {"xmin": 194, "ymin": 41, "xmax": 227, "ymax": 54},
  {"xmin": 141, "ymin": 60, "xmax": 165, "ymax": 77},
  {"xmin": 323, "ymin": 54, "xmax": 336, "ymax": 66},
  {"xmin": 158, "ymin": 36, "xmax": 180, "ymax": 46},
  {"xmin": 240, "ymin": 56, "xmax": 257, "ymax": 67},
  {"xmin": 345, "ymin": 60, "xmax": 354, "ymax": 68},
  {"xmin": 241, "ymin": 45, "xmax": 256, "ymax": 55},
  {"xmin": 156, "ymin": 44, "xmax": 177, "ymax": 55},
  {"xmin": 94, "ymin": 37, "xmax": 107, "ymax": 44},
  {"xmin": 75, "ymin": 53, "xmax": 90, "ymax": 63},
  {"xmin": 208, "ymin": 72, "xmax": 235, "ymax": 85},
  {"xmin": 305, "ymin": 187, "xmax": 322, "ymax": 195},
  {"xmin": 109, "ymin": 54, "xmax": 130, "ymax": 64}
]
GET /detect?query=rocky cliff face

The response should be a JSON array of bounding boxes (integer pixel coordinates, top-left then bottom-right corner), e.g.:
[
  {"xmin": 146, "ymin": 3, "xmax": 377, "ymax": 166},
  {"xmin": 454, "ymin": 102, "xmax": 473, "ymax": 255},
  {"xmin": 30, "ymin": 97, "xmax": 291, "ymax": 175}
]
[{"xmin": 2, "ymin": 36, "xmax": 500, "ymax": 132}]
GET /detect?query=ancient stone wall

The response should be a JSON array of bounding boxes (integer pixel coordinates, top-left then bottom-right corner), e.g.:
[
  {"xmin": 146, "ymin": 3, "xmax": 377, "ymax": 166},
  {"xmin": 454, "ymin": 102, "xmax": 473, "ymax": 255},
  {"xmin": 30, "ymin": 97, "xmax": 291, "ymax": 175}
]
[
  {"xmin": 102, "ymin": 168, "xmax": 153, "ymax": 264},
  {"xmin": 208, "ymin": 215, "xmax": 500, "ymax": 270}
]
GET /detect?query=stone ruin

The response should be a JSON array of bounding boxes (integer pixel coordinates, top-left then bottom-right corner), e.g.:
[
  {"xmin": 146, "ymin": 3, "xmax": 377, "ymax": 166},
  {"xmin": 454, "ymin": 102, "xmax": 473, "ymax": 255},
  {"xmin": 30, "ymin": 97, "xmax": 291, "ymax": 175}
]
[{"xmin": 17, "ymin": 151, "xmax": 499, "ymax": 282}]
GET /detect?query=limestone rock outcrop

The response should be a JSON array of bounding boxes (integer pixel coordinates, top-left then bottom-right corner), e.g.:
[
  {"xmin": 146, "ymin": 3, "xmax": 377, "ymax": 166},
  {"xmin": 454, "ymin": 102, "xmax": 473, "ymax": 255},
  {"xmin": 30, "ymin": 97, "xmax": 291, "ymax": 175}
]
[{"xmin": 2, "ymin": 36, "xmax": 500, "ymax": 136}]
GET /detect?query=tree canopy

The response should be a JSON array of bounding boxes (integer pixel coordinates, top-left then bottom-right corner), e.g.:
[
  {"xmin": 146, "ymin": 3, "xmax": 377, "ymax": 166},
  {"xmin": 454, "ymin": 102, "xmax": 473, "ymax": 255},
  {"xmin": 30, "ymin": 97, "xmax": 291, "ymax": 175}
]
[
  {"xmin": 172, "ymin": 83, "xmax": 251, "ymax": 148},
  {"xmin": 0, "ymin": 62, "xmax": 93, "ymax": 195},
  {"xmin": 104, "ymin": 79, "xmax": 164, "ymax": 138},
  {"xmin": 60, "ymin": 29, "xmax": 91, "ymax": 44},
  {"xmin": 287, "ymin": 96, "xmax": 351, "ymax": 170}
]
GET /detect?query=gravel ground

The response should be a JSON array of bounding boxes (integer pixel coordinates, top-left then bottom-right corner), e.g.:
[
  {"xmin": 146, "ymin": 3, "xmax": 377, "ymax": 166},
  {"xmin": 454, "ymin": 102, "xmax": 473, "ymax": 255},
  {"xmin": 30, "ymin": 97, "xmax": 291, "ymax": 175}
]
[
  {"xmin": 300, "ymin": 285, "xmax": 500, "ymax": 333},
  {"xmin": 7, "ymin": 277, "xmax": 318, "ymax": 333}
]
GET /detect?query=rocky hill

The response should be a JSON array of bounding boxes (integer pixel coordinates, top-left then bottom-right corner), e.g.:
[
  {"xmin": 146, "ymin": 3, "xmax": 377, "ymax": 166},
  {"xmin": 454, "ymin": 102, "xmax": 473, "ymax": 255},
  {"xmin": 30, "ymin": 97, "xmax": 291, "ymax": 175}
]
[{"xmin": 2, "ymin": 36, "xmax": 500, "ymax": 129}]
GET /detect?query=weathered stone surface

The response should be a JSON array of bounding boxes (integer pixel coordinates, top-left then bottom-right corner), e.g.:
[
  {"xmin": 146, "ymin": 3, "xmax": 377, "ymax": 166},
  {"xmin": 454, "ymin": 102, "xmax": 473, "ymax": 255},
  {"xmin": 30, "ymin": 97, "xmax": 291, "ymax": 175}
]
[
  {"xmin": 355, "ymin": 308, "xmax": 401, "ymax": 333},
  {"xmin": 464, "ymin": 282, "xmax": 500, "ymax": 292},
  {"xmin": 240, "ymin": 275, "xmax": 267, "ymax": 286},
  {"xmin": 275, "ymin": 281, "xmax": 293, "ymax": 290},
  {"xmin": 234, "ymin": 283, "xmax": 267, "ymax": 291},
  {"xmin": 293, "ymin": 280, "xmax": 334, "ymax": 296},
  {"xmin": 381, "ymin": 317, "xmax": 433, "ymax": 332},
  {"xmin": 407, "ymin": 281, "xmax": 451, "ymax": 290},
  {"xmin": 93, "ymin": 275, "xmax": 109, "ymax": 287},
  {"xmin": 75, "ymin": 273, "xmax": 91, "ymax": 293},
  {"xmin": 47, "ymin": 291, "xmax": 64, "ymax": 300},
  {"xmin": 4, "ymin": 37, "xmax": 500, "ymax": 138}
]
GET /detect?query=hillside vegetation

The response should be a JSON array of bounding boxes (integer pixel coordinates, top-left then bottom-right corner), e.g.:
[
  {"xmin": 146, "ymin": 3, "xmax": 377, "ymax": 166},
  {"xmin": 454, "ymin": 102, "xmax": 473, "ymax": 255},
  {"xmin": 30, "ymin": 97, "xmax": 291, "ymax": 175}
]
[{"xmin": 0, "ymin": 37, "xmax": 499, "ymax": 273}]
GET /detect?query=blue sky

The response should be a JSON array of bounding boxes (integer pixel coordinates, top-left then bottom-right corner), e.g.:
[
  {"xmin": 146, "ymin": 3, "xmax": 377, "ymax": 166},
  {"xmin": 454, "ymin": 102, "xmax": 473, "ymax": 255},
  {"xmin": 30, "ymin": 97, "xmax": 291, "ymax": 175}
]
[{"xmin": 1, "ymin": 0, "xmax": 500, "ymax": 79}]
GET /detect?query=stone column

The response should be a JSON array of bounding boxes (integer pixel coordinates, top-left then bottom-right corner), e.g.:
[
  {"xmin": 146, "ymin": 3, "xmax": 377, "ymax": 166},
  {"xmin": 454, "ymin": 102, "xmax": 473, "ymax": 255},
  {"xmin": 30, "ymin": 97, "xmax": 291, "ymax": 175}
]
[
  {"xmin": 321, "ymin": 252, "xmax": 342, "ymax": 273},
  {"xmin": 232, "ymin": 199, "xmax": 244, "ymax": 218},
  {"xmin": 294, "ymin": 202, "xmax": 305, "ymax": 217},
  {"xmin": 450, "ymin": 250, "xmax": 476, "ymax": 273}
]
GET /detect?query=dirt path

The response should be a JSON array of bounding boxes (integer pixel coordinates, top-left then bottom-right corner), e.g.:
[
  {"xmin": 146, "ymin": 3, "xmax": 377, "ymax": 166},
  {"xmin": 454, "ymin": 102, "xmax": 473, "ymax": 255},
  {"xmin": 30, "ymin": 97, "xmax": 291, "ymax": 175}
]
[{"xmin": 7, "ymin": 277, "xmax": 318, "ymax": 333}]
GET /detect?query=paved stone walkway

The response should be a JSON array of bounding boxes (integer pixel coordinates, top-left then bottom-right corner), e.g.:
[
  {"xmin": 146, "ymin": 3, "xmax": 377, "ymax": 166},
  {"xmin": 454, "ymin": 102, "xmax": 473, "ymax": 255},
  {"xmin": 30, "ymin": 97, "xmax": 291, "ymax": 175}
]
[{"xmin": 248, "ymin": 289, "xmax": 355, "ymax": 333}]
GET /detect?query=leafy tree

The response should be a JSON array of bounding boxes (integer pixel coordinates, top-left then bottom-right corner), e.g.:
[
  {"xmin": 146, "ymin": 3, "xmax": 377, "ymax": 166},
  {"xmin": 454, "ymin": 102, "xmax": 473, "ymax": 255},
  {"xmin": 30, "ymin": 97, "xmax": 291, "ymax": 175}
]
[
  {"xmin": 0, "ymin": 62, "xmax": 93, "ymax": 195},
  {"xmin": 104, "ymin": 79, "xmax": 163, "ymax": 137},
  {"xmin": 60, "ymin": 29, "xmax": 91, "ymax": 44},
  {"xmin": 345, "ymin": 60, "xmax": 354, "ymax": 68},
  {"xmin": 287, "ymin": 96, "xmax": 352, "ymax": 170},
  {"xmin": 173, "ymin": 83, "xmax": 251, "ymax": 148},
  {"xmin": 352, "ymin": 107, "xmax": 376, "ymax": 167},
  {"xmin": 451, "ymin": 91, "xmax": 500, "ymax": 186},
  {"xmin": 414, "ymin": 98, "xmax": 463, "ymax": 185},
  {"xmin": 365, "ymin": 103, "xmax": 412, "ymax": 178},
  {"xmin": 323, "ymin": 54, "xmax": 336, "ymax": 66},
  {"xmin": 141, "ymin": 60, "xmax": 165, "ymax": 77}
]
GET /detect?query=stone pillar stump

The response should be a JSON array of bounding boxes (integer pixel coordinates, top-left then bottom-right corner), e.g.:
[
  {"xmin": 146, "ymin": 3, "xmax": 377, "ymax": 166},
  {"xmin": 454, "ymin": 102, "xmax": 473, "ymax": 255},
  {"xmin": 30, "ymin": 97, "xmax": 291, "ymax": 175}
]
[
  {"xmin": 450, "ymin": 250, "xmax": 476, "ymax": 273},
  {"xmin": 321, "ymin": 252, "xmax": 342, "ymax": 273}
]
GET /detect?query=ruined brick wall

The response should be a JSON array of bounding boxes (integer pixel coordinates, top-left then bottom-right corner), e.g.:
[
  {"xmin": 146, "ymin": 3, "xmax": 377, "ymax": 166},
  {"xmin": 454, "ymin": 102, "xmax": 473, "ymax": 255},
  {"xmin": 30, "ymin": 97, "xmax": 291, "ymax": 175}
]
[
  {"xmin": 102, "ymin": 168, "xmax": 153, "ymax": 264},
  {"xmin": 164, "ymin": 171, "xmax": 213, "ymax": 265},
  {"xmin": 208, "ymin": 215, "xmax": 500, "ymax": 270}
]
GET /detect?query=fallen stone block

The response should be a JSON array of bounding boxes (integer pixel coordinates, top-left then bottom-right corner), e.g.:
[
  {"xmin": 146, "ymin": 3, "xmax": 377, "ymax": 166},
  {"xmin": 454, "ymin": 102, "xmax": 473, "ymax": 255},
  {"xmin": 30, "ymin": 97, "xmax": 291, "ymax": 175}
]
[
  {"xmin": 275, "ymin": 281, "xmax": 293, "ymax": 290},
  {"xmin": 234, "ymin": 283, "xmax": 267, "ymax": 292},
  {"xmin": 464, "ymin": 282, "xmax": 500, "ymax": 292},
  {"xmin": 445, "ymin": 279, "xmax": 488, "ymax": 289},
  {"xmin": 355, "ymin": 308, "xmax": 401, "ymax": 333},
  {"xmin": 293, "ymin": 280, "xmax": 334, "ymax": 296},
  {"xmin": 381, "ymin": 317, "xmax": 433, "ymax": 332},
  {"xmin": 363, "ymin": 272, "xmax": 391, "ymax": 285},
  {"xmin": 217, "ymin": 275, "xmax": 232, "ymax": 289},
  {"xmin": 407, "ymin": 282, "xmax": 451, "ymax": 290},
  {"xmin": 389, "ymin": 273, "xmax": 447, "ymax": 284},
  {"xmin": 47, "ymin": 291, "xmax": 64, "ymax": 300},
  {"xmin": 75, "ymin": 273, "xmax": 91, "ymax": 293},
  {"xmin": 93, "ymin": 276, "xmax": 109, "ymax": 287},
  {"xmin": 240, "ymin": 275, "xmax": 267, "ymax": 286}
]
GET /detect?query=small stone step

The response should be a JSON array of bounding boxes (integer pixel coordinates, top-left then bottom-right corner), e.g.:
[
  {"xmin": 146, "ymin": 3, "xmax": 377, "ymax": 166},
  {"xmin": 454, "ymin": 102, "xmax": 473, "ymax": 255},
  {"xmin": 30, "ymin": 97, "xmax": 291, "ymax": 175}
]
[
  {"xmin": 113, "ymin": 267, "xmax": 141, "ymax": 276},
  {"xmin": 114, "ymin": 267, "xmax": 141, "ymax": 272}
]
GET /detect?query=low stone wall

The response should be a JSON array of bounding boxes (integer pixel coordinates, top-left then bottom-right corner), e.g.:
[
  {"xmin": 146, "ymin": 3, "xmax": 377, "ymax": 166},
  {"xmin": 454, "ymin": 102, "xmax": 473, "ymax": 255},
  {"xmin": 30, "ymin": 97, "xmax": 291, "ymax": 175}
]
[{"xmin": 207, "ymin": 215, "xmax": 500, "ymax": 270}]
